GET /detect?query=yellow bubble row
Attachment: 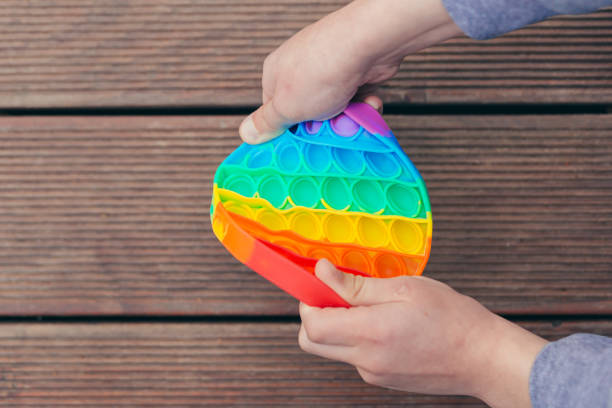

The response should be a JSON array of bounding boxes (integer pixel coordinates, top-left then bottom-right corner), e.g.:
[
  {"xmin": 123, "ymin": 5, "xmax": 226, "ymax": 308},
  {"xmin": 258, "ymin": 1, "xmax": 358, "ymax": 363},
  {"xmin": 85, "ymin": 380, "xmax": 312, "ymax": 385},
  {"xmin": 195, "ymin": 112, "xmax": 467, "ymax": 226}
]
[{"xmin": 213, "ymin": 185, "xmax": 432, "ymax": 257}]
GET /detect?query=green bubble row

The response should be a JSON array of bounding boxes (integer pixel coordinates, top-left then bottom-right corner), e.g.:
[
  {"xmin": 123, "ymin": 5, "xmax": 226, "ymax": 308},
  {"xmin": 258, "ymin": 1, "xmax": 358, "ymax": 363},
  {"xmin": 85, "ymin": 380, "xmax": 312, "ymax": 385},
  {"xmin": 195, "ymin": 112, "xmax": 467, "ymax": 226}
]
[{"xmin": 221, "ymin": 171, "xmax": 423, "ymax": 218}]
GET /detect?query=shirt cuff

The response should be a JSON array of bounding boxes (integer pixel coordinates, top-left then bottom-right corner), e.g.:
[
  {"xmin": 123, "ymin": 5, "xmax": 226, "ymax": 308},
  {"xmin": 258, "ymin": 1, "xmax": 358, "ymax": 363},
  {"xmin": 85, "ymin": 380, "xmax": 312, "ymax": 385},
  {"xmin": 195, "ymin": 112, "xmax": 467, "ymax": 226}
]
[
  {"xmin": 440, "ymin": 0, "xmax": 556, "ymax": 39},
  {"xmin": 529, "ymin": 333, "xmax": 612, "ymax": 408}
]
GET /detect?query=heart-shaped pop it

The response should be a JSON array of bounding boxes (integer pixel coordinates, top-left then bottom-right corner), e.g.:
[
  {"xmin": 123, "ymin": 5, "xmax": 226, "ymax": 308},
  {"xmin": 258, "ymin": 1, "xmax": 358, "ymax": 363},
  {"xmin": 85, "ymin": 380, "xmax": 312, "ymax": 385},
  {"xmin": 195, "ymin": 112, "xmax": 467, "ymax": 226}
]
[{"xmin": 211, "ymin": 103, "xmax": 432, "ymax": 307}]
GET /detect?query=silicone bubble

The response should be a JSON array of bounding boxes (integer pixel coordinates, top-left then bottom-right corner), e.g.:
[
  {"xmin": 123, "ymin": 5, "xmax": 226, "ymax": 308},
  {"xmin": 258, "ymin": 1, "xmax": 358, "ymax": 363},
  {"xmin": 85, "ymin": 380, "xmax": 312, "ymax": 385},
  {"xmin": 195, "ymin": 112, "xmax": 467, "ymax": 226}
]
[
  {"xmin": 390, "ymin": 219, "xmax": 424, "ymax": 254},
  {"xmin": 258, "ymin": 175, "xmax": 287, "ymax": 208},
  {"xmin": 332, "ymin": 147, "xmax": 363, "ymax": 175},
  {"xmin": 324, "ymin": 213, "xmax": 355, "ymax": 244},
  {"xmin": 224, "ymin": 175, "xmax": 256, "ymax": 198},
  {"xmin": 303, "ymin": 143, "xmax": 331, "ymax": 173},
  {"xmin": 342, "ymin": 250, "xmax": 371, "ymax": 275},
  {"xmin": 304, "ymin": 120, "xmax": 323, "ymax": 135},
  {"xmin": 331, "ymin": 113, "xmax": 360, "ymax": 137},
  {"xmin": 365, "ymin": 151, "xmax": 400, "ymax": 178},
  {"xmin": 290, "ymin": 211, "xmax": 322, "ymax": 241},
  {"xmin": 321, "ymin": 177, "xmax": 350, "ymax": 210},
  {"xmin": 357, "ymin": 216, "xmax": 388, "ymax": 248},
  {"xmin": 224, "ymin": 145, "xmax": 249, "ymax": 166},
  {"xmin": 276, "ymin": 142, "xmax": 301, "ymax": 173},
  {"xmin": 256, "ymin": 208, "xmax": 287, "ymax": 231},
  {"xmin": 247, "ymin": 147, "xmax": 273, "ymax": 169},
  {"xmin": 353, "ymin": 180, "xmax": 384, "ymax": 213},
  {"xmin": 211, "ymin": 102, "xmax": 432, "ymax": 307},
  {"xmin": 375, "ymin": 253, "xmax": 404, "ymax": 278},
  {"xmin": 386, "ymin": 183, "xmax": 421, "ymax": 217},
  {"xmin": 289, "ymin": 178, "xmax": 320, "ymax": 208},
  {"xmin": 224, "ymin": 201, "xmax": 254, "ymax": 220}
]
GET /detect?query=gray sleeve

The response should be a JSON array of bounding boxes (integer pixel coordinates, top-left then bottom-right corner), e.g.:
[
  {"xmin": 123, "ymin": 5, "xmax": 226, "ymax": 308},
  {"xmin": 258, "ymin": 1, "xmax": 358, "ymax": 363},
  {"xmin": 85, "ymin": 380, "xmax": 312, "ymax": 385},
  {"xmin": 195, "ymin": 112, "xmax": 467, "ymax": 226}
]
[
  {"xmin": 529, "ymin": 333, "xmax": 612, "ymax": 408},
  {"xmin": 441, "ymin": 0, "xmax": 612, "ymax": 39}
]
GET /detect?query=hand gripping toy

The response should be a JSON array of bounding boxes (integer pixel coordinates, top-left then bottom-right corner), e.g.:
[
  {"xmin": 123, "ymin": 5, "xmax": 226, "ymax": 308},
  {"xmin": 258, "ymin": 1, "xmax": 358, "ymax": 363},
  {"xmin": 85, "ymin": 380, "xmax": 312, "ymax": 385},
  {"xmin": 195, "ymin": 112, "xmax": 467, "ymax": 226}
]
[{"xmin": 211, "ymin": 103, "xmax": 432, "ymax": 307}]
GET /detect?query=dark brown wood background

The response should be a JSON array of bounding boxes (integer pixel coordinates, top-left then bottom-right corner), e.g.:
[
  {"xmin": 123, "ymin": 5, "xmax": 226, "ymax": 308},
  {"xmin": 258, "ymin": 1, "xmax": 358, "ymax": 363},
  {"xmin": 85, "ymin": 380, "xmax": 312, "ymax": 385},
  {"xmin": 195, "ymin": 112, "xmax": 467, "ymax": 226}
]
[{"xmin": 0, "ymin": 1, "xmax": 611, "ymax": 406}]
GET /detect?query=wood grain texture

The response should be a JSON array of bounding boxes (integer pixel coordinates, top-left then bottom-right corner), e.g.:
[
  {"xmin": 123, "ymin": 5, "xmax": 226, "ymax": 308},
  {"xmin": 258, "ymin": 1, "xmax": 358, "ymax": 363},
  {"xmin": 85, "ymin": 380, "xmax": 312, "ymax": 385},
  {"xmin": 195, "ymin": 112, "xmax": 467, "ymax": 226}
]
[
  {"xmin": 0, "ymin": 115, "xmax": 610, "ymax": 315},
  {"xmin": 1, "ymin": 1, "xmax": 610, "ymax": 108},
  {"xmin": 0, "ymin": 320, "xmax": 610, "ymax": 406}
]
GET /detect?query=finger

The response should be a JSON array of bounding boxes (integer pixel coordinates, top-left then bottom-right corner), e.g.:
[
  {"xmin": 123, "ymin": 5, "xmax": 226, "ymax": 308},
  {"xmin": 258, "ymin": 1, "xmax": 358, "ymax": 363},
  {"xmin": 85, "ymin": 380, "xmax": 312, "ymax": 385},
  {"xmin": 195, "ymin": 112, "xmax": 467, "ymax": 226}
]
[
  {"xmin": 262, "ymin": 88, "xmax": 273, "ymax": 104},
  {"xmin": 261, "ymin": 68, "xmax": 275, "ymax": 105},
  {"xmin": 261, "ymin": 52, "xmax": 277, "ymax": 105},
  {"xmin": 239, "ymin": 100, "xmax": 290, "ymax": 144},
  {"xmin": 356, "ymin": 366, "xmax": 381, "ymax": 386},
  {"xmin": 362, "ymin": 94, "xmax": 383, "ymax": 114},
  {"xmin": 299, "ymin": 302, "xmax": 368, "ymax": 346},
  {"xmin": 315, "ymin": 259, "xmax": 415, "ymax": 306},
  {"xmin": 298, "ymin": 324, "xmax": 356, "ymax": 365}
]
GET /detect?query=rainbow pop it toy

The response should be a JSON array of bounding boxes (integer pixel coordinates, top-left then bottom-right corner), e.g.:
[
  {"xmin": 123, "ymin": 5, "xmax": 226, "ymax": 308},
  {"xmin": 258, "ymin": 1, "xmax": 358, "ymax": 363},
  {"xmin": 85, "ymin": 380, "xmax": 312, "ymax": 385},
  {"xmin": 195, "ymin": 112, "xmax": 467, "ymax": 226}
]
[{"xmin": 211, "ymin": 103, "xmax": 432, "ymax": 307}]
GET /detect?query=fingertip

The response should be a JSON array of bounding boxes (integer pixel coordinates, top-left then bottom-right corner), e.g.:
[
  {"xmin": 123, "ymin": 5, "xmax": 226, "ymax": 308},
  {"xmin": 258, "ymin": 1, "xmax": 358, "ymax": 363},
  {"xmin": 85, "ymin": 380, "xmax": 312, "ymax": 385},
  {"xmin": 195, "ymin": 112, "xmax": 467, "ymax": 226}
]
[
  {"xmin": 239, "ymin": 115, "xmax": 258, "ymax": 144},
  {"xmin": 239, "ymin": 113, "xmax": 285, "ymax": 145},
  {"xmin": 240, "ymin": 102, "xmax": 288, "ymax": 144},
  {"xmin": 239, "ymin": 114, "xmax": 270, "ymax": 145},
  {"xmin": 314, "ymin": 258, "xmax": 340, "ymax": 282},
  {"xmin": 363, "ymin": 95, "xmax": 383, "ymax": 114}
]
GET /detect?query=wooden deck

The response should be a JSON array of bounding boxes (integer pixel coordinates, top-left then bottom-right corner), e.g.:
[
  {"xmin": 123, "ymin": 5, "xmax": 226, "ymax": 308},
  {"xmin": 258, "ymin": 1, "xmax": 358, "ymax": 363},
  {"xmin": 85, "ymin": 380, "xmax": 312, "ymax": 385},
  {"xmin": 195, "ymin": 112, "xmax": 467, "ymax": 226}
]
[{"xmin": 0, "ymin": 1, "xmax": 611, "ymax": 406}]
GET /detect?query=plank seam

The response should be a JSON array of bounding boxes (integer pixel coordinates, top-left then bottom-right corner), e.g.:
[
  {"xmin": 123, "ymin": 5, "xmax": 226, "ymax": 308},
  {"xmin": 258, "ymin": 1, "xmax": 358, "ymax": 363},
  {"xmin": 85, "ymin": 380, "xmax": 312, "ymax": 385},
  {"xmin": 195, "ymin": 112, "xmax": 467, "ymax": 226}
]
[
  {"xmin": 0, "ymin": 103, "xmax": 610, "ymax": 117},
  {"xmin": 0, "ymin": 315, "xmax": 610, "ymax": 323}
]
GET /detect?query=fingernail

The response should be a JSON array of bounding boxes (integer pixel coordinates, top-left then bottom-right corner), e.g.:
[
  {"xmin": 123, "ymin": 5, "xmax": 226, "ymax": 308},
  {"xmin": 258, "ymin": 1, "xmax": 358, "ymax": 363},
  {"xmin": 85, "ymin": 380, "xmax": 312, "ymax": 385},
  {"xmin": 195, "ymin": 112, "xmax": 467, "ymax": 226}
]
[
  {"xmin": 239, "ymin": 115, "xmax": 260, "ymax": 144},
  {"xmin": 239, "ymin": 115, "xmax": 284, "ymax": 145}
]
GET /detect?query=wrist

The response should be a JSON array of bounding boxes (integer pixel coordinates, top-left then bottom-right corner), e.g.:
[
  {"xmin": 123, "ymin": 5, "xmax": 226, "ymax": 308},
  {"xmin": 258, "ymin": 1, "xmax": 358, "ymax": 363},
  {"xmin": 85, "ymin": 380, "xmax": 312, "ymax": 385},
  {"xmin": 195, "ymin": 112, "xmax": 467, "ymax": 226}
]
[
  {"xmin": 467, "ymin": 314, "xmax": 548, "ymax": 408},
  {"xmin": 341, "ymin": 0, "xmax": 462, "ymax": 68}
]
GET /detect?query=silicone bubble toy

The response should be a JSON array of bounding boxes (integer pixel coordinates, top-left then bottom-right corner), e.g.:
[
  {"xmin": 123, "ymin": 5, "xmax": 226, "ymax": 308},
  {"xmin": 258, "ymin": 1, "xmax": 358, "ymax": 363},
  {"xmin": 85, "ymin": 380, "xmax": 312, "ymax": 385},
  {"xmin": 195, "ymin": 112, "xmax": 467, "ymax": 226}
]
[{"xmin": 211, "ymin": 103, "xmax": 432, "ymax": 307}]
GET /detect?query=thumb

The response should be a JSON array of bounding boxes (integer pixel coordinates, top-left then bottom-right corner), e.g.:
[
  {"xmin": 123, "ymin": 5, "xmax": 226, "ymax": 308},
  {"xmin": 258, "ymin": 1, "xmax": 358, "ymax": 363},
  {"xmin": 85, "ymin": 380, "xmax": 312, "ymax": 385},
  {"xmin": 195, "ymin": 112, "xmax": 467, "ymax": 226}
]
[
  {"xmin": 314, "ymin": 258, "xmax": 411, "ymax": 306},
  {"xmin": 239, "ymin": 100, "xmax": 290, "ymax": 144}
]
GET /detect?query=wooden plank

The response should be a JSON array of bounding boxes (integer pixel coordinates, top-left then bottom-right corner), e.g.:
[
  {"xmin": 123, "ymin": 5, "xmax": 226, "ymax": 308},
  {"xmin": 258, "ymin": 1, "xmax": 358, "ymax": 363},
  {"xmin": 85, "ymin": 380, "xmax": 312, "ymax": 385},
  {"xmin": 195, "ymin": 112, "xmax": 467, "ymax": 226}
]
[
  {"xmin": 0, "ymin": 114, "xmax": 610, "ymax": 315},
  {"xmin": 0, "ymin": 320, "xmax": 610, "ymax": 406},
  {"xmin": 0, "ymin": 1, "xmax": 610, "ymax": 108}
]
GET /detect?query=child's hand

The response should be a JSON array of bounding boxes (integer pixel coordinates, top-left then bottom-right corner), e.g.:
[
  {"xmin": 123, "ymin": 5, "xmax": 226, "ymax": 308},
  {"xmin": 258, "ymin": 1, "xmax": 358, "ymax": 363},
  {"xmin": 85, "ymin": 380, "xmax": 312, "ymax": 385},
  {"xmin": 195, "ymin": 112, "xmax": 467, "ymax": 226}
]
[
  {"xmin": 239, "ymin": 0, "xmax": 462, "ymax": 144},
  {"xmin": 299, "ymin": 259, "xmax": 548, "ymax": 408}
]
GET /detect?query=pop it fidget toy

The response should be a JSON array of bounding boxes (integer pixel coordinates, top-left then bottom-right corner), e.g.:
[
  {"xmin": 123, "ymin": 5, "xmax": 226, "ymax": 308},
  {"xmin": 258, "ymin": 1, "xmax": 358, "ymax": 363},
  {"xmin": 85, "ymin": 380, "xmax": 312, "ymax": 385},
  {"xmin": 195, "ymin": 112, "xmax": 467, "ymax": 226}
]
[{"xmin": 211, "ymin": 103, "xmax": 432, "ymax": 307}]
